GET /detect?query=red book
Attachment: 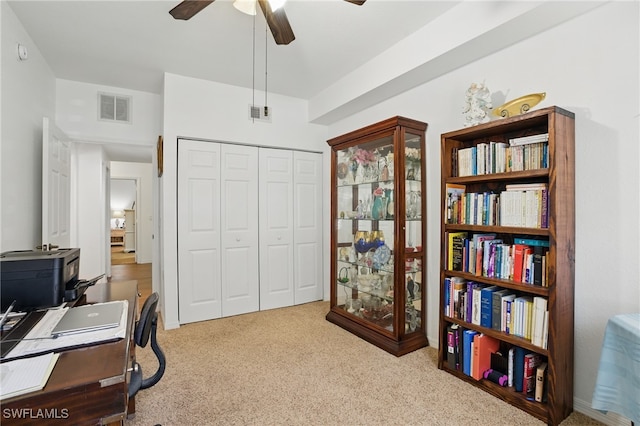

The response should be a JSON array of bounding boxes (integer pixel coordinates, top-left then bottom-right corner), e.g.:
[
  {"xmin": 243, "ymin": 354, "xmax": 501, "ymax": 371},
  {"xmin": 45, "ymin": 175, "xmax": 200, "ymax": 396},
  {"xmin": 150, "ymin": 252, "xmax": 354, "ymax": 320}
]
[
  {"xmin": 512, "ymin": 244, "xmax": 529, "ymax": 282},
  {"xmin": 471, "ymin": 334, "xmax": 500, "ymax": 380},
  {"xmin": 523, "ymin": 353, "xmax": 543, "ymax": 395}
]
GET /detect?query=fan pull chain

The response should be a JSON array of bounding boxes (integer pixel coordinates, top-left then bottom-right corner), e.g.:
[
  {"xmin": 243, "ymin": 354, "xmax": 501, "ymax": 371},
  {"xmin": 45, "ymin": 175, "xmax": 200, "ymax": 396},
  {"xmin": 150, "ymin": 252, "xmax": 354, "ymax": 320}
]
[
  {"xmin": 264, "ymin": 21, "xmax": 268, "ymax": 117},
  {"xmin": 252, "ymin": 11, "xmax": 256, "ymax": 122}
]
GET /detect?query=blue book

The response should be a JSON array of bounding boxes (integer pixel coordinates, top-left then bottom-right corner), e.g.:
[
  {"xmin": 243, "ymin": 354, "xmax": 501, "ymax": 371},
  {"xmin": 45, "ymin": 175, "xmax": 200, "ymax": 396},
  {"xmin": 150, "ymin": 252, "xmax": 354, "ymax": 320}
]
[
  {"xmin": 514, "ymin": 237, "xmax": 550, "ymax": 247},
  {"xmin": 480, "ymin": 285, "xmax": 498, "ymax": 328},
  {"xmin": 463, "ymin": 329, "xmax": 479, "ymax": 376},
  {"xmin": 514, "ymin": 346, "xmax": 530, "ymax": 392}
]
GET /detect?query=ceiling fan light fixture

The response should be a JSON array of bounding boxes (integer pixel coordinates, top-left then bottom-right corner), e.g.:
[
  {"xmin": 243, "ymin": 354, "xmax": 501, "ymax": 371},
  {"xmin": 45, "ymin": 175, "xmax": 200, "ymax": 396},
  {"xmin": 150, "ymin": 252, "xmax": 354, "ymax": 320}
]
[
  {"xmin": 233, "ymin": 0, "xmax": 257, "ymax": 16},
  {"xmin": 268, "ymin": 0, "xmax": 287, "ymax": 12}
]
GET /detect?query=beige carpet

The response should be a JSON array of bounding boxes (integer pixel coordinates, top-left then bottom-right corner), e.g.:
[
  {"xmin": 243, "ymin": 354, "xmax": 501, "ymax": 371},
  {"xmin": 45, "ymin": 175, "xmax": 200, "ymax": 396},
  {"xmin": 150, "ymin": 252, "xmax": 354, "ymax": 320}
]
[{"xmin": 127, "ymin": 301, "xmax": 602, "ymax": 426}]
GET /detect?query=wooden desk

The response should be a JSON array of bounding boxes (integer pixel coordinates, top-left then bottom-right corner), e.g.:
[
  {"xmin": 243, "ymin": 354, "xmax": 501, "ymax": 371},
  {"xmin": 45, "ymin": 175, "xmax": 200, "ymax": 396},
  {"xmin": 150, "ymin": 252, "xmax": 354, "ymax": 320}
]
[{"xmin": 1, "ymin": 281, "xmax": 138, "ymax": 425}]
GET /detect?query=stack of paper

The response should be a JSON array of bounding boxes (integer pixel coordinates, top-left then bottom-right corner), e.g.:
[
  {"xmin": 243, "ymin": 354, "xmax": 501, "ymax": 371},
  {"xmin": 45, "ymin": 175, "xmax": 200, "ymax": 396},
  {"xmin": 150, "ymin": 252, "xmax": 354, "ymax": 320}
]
[{"xmin": 0, "ymin": 352, "xmax": 59, "ymax": 400}]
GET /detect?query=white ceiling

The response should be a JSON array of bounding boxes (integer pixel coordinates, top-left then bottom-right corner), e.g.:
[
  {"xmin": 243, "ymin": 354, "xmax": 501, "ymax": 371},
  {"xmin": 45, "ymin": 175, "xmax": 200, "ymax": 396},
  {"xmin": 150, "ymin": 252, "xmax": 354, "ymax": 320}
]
[
  {"xmin": 8, "ymin": 0, "xmax": 603, "ymax": 163},
  {"xmin": 8, "ymin": 0, "xmax": 458, "ymax": 99}
]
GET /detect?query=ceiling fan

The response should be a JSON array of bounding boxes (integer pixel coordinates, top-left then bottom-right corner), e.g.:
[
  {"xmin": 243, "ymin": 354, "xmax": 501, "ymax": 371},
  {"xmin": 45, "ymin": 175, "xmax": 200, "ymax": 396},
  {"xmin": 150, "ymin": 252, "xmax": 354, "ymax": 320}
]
[{"xmin": 169, "ymin": 0, "xmax": 367, "ymax": 45}]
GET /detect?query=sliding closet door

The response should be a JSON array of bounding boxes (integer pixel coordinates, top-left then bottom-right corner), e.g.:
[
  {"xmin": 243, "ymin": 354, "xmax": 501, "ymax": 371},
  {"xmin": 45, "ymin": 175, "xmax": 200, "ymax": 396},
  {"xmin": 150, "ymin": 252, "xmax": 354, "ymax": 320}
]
[
  {"xmin": 259, "ymin": 149, "xmax": 294, "ymax": 310},
  {"xmin": 177, "ymin": 139, "xmax": 222, "ymax": 324},
  {"xmin": 221, "ymin": 144, "xmax": 259, "ymax": 316},
  {"xmin": 293, "ymin": 151, "xmax": 323, "ymax": 304}
]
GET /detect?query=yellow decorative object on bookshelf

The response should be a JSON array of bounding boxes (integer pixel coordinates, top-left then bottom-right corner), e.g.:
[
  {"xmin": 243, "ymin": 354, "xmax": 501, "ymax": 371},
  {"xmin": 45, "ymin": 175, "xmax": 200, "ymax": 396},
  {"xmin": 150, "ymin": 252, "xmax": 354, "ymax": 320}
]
[{"xmin": 493, "ymin": 92, "xmax": 546, "ymax": 118}]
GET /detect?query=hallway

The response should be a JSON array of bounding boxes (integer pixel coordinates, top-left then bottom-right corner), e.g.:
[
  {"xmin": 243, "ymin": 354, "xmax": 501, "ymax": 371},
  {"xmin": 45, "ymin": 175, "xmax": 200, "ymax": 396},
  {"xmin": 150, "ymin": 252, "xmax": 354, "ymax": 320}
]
[{"xmin": 109, "ymin": 259, "xmax": 152, "ymax": 306}]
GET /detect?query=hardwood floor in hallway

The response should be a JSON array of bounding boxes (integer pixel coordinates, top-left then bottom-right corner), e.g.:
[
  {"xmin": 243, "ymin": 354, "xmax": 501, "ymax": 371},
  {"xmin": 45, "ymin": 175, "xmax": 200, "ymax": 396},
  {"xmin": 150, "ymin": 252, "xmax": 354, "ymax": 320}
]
[{"xmin": 108, "ymin": 261, "xmax": 152, "ymax": 310}]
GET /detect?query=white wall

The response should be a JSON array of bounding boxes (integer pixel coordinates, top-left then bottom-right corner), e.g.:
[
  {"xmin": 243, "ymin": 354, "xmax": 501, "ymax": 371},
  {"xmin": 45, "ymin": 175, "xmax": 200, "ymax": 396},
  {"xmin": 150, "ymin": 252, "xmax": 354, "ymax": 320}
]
[
  {"xmin": 56, "ymin": 79, "xmax": 161, "ymax": 146},
  {"xmin": 161, "ymin": 73, "xmax": 329, "ymax": 329},
  {"xmin": 110, "ymin": 161, "xmax": 153, "ymax": 264},
  {"xmin": 326, "ymin": 2, "xmax": 639, "ymax": 422},
  {"xmin": 54, "ymin": 80, "xmax": 160, "ymax": 282},
  {"xmin": 75, "ymin": 143, "xmax": 107, "ymax": 279},
  {"xmin": 3, "ymin": 2, "xmax": 638, "ymax": 423},
  {"xmin": 0, "ymin": 2, "xmax": 56, "ymax": 251}
]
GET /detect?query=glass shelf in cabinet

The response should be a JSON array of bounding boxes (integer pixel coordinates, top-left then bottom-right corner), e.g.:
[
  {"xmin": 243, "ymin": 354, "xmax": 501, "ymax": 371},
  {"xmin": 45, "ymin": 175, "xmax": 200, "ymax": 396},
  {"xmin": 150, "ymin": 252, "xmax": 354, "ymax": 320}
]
[{"xmin": 337, "ymin": 279, "xmax": 394, "ymax": 303}]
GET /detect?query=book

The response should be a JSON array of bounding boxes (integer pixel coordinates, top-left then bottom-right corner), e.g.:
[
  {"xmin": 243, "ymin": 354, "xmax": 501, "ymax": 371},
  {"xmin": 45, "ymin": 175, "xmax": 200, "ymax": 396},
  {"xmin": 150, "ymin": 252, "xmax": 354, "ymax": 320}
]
[
  {"xmin": 483, "ymin": 239, "xmax": 503, "ymax": 276},
  {"xmin": 454, "ymin": 325, "xmax": 462, "ymax": 371},
  {"xmin": 450, "ymin": 277, "xmax": 466, "ymax": 319},
  {"xmin": 508, "ymin": 133, "xmax": 549, "ymax": 146},
  {"xmin": 512, "ymin": 244, "xmax": 529, "ymax": 282},
  {"xmin": 445, "ymin": 183, "xmax": 466, "ymax": 224},
  {"xmin": 480, "ymin": 285, "xmax": 498, "ymax": 328},
  {"xmin": 501, "ymin": 293, "xmax": 516, "ymax": 333},
  {"xmin": 531, "ymin": 296, "xmax": 548, "ymax": 347},
  {"xmin": 541, "ymin": 310, "xmax": 549, "ymax": 349},
  {"xmin": 513, "ymin": 346, "xmax": 529, "ymax": 392},
  {"xmin": 466, "ymin": 281, "xmax": 478, "ymax": 323},
  {"xmin": 532, "ymin": 246, "xmax": 546, "ymax": 285},
  {"xmin": 535, "ymin": 361, "xmax": 548, "ymax": 402},
  {"xmin": 523, "ymin": 353, "xmax": 543, "ymax": 395},
  {"xmin": 492, "ymin": 289, "xmax": 510, "ymax": 331},
  {"xmin": 471, "ymin": 284, "xmax": 484, "ymax": 325},
  {"xmin": 507, "ymin": 347, "xmax": 515, "ymax": 387},
  {"xmin": 462, "ymin": 329, "xmax": 479, "ymax": 376},
  {"xmin": 513, "ymin": 236, "xmax": 550, "ymax": 247},
  {"xmin": 472, "ymin": 233, "xmax": 497, "ymax": 276},
  {"xmin": 449, "ymin": 232, "xmax": 468, "ymax": 271},
  {"xmin": 471, "ymin": 334, "xmax": 500, "ymax": 380},
  {"xmin": 447, "ymin": 324, "xmax": 457, "ymax": 370}
]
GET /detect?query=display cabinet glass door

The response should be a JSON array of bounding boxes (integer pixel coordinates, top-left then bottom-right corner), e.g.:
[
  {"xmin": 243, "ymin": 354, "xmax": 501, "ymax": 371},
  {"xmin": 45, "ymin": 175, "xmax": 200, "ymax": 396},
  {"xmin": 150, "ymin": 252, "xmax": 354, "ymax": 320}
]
[
  {"xmin": 333, "ymin": 130, "xmax": 424, "ymax": 336},
  {"xmin": 404, "ymin": 131, "xmax": 423, "ymax": 335},
  {"xmin": 335, "ymin": 137, "xmax": 396, "ymax": 332}
]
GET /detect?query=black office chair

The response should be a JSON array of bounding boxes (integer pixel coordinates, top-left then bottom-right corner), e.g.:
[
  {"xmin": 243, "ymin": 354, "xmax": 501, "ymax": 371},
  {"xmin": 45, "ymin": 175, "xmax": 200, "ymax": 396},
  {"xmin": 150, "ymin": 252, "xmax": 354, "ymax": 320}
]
[{"xmin": 128, "ymin": 292, "xmax": 166, "ymax": 398}]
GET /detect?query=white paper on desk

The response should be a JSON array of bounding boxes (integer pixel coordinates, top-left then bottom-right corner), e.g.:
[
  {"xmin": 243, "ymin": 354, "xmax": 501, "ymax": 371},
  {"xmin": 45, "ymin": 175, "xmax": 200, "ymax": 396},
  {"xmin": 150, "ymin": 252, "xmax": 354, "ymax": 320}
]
[
  {"xmin": 3, "ymin": 300, "xmax": 128, "ymax": 360},
  {"xmin": 0, "ymin": 352, "xmax": 60, "ymax": 400}
]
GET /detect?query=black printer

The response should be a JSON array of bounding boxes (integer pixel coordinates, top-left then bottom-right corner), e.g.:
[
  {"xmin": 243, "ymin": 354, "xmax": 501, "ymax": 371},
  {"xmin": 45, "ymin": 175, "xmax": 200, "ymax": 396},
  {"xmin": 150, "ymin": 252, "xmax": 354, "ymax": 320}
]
[{"xmin": 1, "ymin": 248, "xmax": 81, "ymax": 311}]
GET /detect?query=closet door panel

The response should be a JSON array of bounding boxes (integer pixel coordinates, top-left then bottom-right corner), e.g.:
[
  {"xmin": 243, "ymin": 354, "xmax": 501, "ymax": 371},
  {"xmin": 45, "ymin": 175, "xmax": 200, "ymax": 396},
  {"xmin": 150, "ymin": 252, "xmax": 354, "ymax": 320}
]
[
  {"xmin": 259, "ymin": 149, "xmax": 294, "ymax": 310},
  {"xmin": 293, "ymin": 151, "xmax": 323, "ymax": 304},
  {"xmin": 178, "ymin": 140, "xmax": 222, "ymax": 323},
  {"xmin": 221, "ymin": 144, "xmax": 259, "ymax": 317}
]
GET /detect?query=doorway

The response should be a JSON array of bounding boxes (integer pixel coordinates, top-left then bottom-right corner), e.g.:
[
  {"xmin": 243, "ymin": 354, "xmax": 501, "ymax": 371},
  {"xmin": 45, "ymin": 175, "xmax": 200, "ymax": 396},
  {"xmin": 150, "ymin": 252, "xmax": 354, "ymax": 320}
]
[{"xmin": 110, "ymin": 178, "xmax": 137, "ymax": 264}]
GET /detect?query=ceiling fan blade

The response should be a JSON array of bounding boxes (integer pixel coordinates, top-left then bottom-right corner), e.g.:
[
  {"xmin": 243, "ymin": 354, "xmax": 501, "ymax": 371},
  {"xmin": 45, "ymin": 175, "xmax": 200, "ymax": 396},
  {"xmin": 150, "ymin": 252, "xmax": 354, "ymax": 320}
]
[
  {"xmin": 169, "ymin": 0, "xmax": 215, "ymax": 20},
  {"xmin": 344, "ymin": 0, "xmax": 366, "ymax": 5},
  {"xmin": 257, "ymin": 0, "xmax": 295, "ymax": 45}
]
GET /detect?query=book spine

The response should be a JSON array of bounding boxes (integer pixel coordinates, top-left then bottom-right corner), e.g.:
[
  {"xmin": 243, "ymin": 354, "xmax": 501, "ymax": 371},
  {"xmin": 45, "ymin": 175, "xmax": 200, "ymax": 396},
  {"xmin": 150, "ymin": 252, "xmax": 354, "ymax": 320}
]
[
  {"xmin": 447, "ymin": 325, "xmax": 456, "ymax": 369},
  {"xmin": 535, "ymin": 362, "xmax": 547, "ymax": 402},
  {"xmin": 491, "ymin": 292, "xmax": 503, "ymax": 331},
  {"xmin": 480, "ymin": 287, "xmax": 494, "ymax": 328}
]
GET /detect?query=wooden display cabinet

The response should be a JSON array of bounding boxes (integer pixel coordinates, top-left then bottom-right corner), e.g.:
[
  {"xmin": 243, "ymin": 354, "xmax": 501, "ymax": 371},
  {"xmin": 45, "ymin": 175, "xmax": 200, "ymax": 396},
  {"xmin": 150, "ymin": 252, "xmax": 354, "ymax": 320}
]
[
  {"xmin": 326, "ymin": 116, "xmax": 428, "ymax": 356},
  {"xmin": 438, "ymin": 106, "xmax": 575, "ymax": 425}
]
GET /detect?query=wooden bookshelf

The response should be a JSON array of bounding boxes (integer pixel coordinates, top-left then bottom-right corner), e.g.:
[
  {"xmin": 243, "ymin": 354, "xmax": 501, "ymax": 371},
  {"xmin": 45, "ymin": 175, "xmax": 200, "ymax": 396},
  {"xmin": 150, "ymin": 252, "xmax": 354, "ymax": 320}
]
[{"xmin": 438, "ymin": 106, "xmax": 575, "ymax": 425}]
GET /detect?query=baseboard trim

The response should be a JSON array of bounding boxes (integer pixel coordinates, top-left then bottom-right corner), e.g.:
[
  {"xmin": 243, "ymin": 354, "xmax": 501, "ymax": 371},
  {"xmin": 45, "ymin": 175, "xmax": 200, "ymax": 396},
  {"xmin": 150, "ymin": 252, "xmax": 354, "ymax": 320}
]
[{"xmin": 574, "ymin": 397, "xmax": 632, "ymax": 426}]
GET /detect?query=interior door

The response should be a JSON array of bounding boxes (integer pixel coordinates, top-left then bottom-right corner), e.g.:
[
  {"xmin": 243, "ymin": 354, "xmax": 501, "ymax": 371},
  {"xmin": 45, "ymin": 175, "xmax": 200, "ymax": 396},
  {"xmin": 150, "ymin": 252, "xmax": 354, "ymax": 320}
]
[
  {"xmin": 259, "ymin": 148, "xmax": 294, "ymax": 310},
  {"xmin": 221, "ymin": 144, "xmax": 259, "ymax": 317},
  {"xmin": 177, "ymin": 139, "xmax": 222, "ymax": 324},
  {"xmin": 293, "ymin": 151, "xmax": 323, "ymax": 304},
  {"xmin": 42, "ymin": 117, "xmax": 71, "ymax": 251}
]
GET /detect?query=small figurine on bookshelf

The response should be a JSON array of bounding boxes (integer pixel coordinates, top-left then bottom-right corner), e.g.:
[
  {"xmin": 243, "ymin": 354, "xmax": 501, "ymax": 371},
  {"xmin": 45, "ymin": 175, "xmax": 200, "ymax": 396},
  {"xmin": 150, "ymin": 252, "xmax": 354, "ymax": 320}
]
[{"xmin": 462, "ymin": 82, "xmax": 493, "ymax": 127}]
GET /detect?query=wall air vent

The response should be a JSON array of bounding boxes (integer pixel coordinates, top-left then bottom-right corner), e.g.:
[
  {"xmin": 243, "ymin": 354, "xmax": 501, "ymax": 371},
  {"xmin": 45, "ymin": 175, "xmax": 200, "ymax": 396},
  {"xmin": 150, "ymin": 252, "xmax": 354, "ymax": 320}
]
[
  {"xmin": 99, "ymin": 92, "xmax": 132, "ymax": 124},
  {"xmin": 248, "ymin": 104, "xmax": 272, "ymax": 123}
]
